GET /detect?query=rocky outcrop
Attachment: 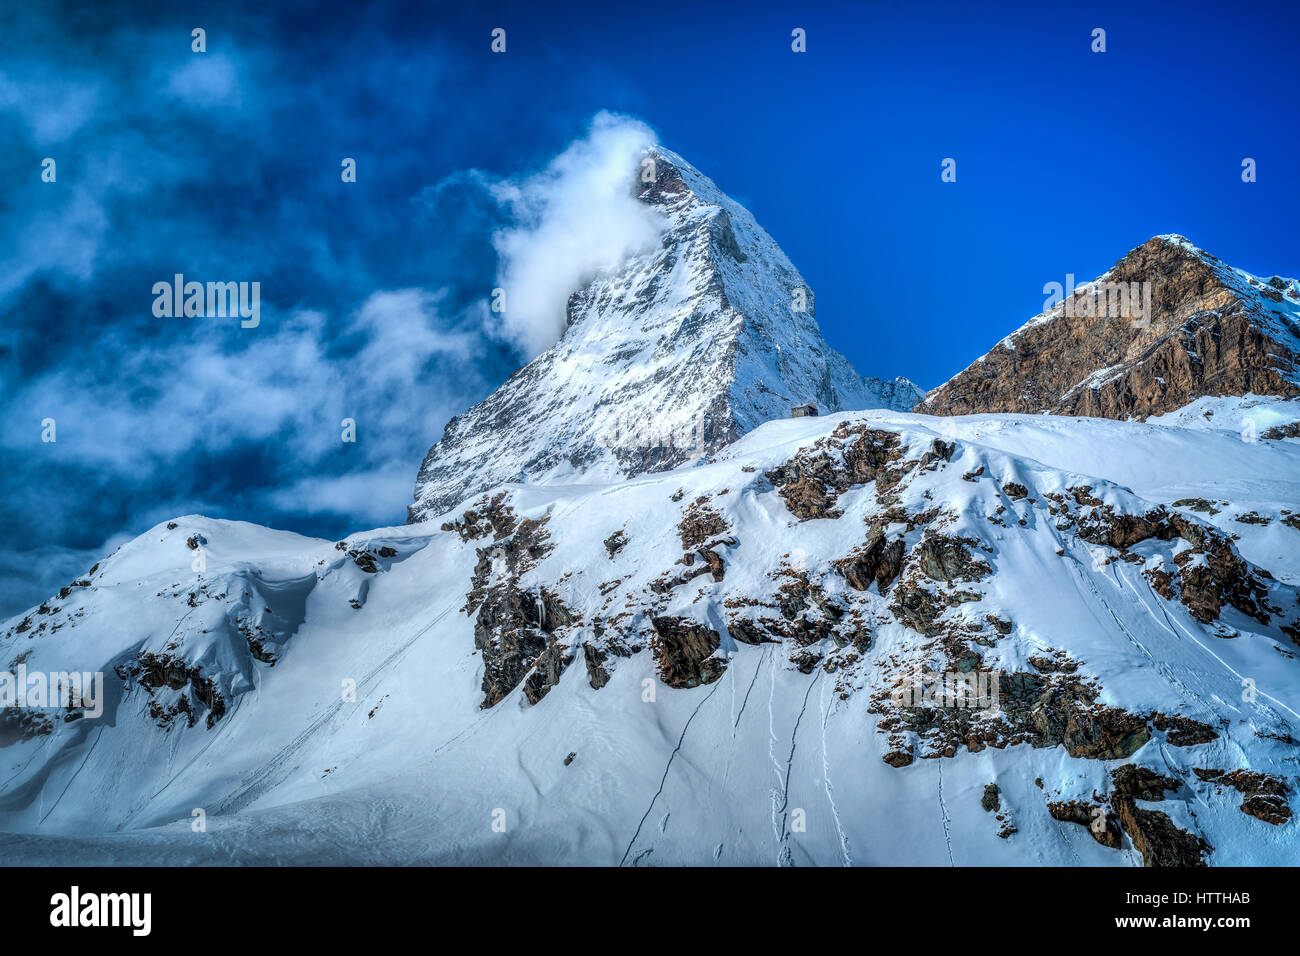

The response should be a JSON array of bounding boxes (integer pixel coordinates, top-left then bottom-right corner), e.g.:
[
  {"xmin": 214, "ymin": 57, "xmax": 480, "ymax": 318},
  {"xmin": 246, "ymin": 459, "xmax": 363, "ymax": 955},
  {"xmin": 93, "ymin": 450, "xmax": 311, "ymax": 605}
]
[
  {"xmin": 649, "ymin": 616, "xmax": 725, "ymax": 689},
  {"xmin": 471, "ymin": 584, "xmax": 575, "ymax": 708},
  {"xmin": 875, "ymin": 661, "xmax": 1224, "ymax": 768},
  {"xmin": 914, "ymin": 534, "xmax": 991, "ymax": 584},
  {"xmin": 455, "ymin": 500, "xmax": 575, "ymax": 708},
  {"xmin": 834, "ymin": 534, "xmax": 905, "ymax": 593},
  {"xmin": 1061, "ymin": 497, "xmax": 1292, "ymax": 631},
  {"xmin": 441, "ymin": 492, "xmax": 519, "ymax": 543},
  {"xmin": 1048, "ymin": 766, "xmax": 1210, "ymax": 863},
  {"xmin": 1195, "ymin": 768, "xmax": 1292, "ymax": 825},
  {"xmin": 122, "ymin": 651, "xmax": 226, "ymax": 730},
  {"xmin": 603, "ymin": 530, "xmax": 628, "ymax": 558},
  {"xmin": 1111, "ymin": 794, "xmax": 1211, "ymax": 866},
  {"xmin": 582, "ymin": 643, "xmax": 610, "ymax": 690},
  {"xmin": 919, "ymin": 236, "xmax": 1300, "ymax": 420},
  {"xmin": 980, "ymin": 783, "xmax": 1001, "ymax": 812},
  {"xmin": 766, "ymin": 425, "xmax": 913, "ymax": 520},
  {"xmin": 0, "ymin": 708, "xmax": 54, "ymax": 747},
  {"xmin": 678, "ymin": 498, "xmax": 729, "ymax": 549},
  {"xmin": 1111, "ymin": 763, "xmax": 1181, "ymax": 801},
  {"xmin": 1047, "ymin": 800, "xmax": 1123, "ymax": 849}
]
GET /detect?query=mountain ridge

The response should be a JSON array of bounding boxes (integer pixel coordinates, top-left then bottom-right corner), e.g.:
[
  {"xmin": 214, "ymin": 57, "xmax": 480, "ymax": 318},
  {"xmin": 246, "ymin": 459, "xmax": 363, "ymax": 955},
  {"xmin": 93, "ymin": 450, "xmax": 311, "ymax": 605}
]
[
  {"xmin": 5, "ymin": 400, "xmax": 1300, "ymax": 864},
  {"xmin": 917, "ymin": 235, "xmax": 1300, "ymax": 420}
]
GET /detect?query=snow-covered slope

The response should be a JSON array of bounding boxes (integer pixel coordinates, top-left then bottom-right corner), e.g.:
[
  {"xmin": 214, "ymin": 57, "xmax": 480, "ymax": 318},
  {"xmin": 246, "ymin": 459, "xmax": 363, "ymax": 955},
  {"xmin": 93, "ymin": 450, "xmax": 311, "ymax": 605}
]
[
  {"xmin": 4, "ymin": 406, "xmax": 1299, "ymax": 865},
  {"xmin": 408, "ymin": 146, "xmax": 921, "ymax": 522}
]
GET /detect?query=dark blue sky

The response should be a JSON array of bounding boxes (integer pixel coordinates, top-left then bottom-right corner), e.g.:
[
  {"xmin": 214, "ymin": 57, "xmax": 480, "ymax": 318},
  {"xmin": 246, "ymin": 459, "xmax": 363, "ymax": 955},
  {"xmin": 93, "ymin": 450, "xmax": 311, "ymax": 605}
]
[{"xmin": 2, "ymin": 0, "xmax": 1297, "ymax": 616}]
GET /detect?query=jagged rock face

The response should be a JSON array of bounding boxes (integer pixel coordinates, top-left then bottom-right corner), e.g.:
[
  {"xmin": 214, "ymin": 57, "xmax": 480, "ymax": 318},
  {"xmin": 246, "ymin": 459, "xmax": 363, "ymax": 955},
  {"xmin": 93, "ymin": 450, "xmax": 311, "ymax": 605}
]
[
  {"xmin": 408, "ymin": 146, "xmax": 921, "ymax": 522},
  {"xmin": 649, "ymin": 616, "xmax": 725, "ymax": 689},
  {"xmin": 919, "ymin": 236, "xmax": 1300, "ymax": 420},
  {"xmin": 1111, "ymin": 794, "xmax": 1212, "ymax": 867}
]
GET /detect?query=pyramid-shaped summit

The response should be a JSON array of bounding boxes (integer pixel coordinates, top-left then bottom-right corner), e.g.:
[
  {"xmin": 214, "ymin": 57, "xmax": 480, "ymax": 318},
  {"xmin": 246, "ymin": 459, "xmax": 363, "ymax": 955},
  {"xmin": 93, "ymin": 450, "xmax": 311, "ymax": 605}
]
[{"xmin": 408, "ymin": 146, "xmax": 919, "ymax": 522}]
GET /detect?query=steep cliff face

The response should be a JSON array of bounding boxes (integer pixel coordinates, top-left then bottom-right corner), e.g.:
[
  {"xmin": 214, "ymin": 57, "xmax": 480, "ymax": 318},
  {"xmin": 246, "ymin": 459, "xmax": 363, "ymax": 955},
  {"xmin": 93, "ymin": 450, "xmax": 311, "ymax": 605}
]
[
  {"xmin": 408, "ymin": 146, "xmax": 920, "ymax": 523},
  {"xmin": 918, "ymin": 236, "xmax": 1300, "ymax": 420}
]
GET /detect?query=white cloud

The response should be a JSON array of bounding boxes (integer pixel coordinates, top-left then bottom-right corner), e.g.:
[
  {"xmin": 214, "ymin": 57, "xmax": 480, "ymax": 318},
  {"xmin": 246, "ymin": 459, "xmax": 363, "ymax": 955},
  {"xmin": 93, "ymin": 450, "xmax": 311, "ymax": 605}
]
[
  {"xmin": 167, "ymin": 54, "xmax": 240, "ymax": 107},
  {"xmin": 0, "ymin": 72, "xmax": 101, "ymax": 143},
  {"xmin": 2, "ymin": 288, "xmax": 483, "ymax": 480},
  {"xmin": 489, "ymin": 111, "xmax": 666, "ymax": 358},
  {"xmin": 262, "ymin": 465, "xmax": 418, "ymax": 525},
  {"xmin": 352, "ymin": 289, "xmax": 478, "ymax": 386},
  {"xmin": 0, "ymin": 187, "xmax": 109, "ymax": 300}
]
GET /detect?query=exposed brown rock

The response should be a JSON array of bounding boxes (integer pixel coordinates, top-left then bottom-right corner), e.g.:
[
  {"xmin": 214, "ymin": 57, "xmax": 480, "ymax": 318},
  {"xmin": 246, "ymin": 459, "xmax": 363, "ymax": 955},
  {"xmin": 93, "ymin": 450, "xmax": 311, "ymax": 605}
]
[
  {"xmin": 731, "ymin": 569, "xmax": 856, "ymax": 649},
  {"xmin": 981, "ymin": 783, "xmax": 1001, "ymax": 812},
  {"xmin": 650, "ymin": 616, "xmax": 726, "ymax": 688},
  {"xmin": 914, "ymin": 533, "xmax": 991, "ymax": 584},
  {"xmin": 1002, "ymin": 481, "xmax": 1028, "ymax": 500},
  {"xmin": 582, "ymin": 643, "xmax": 610, "ymax": 690},
  {"xmin": 523, "ymin": 639, "xmax": 575, "ymax": 705},
  {"xmin": 882, "ymin": 749, "xmax": 913, "ymax": 768},
  {"xmin": 879, "ymin": 668, "xmax": 1156, "ymax": 761},
  {"xmin": 1111, "ymin": 763, "xmax": 1181, "ymax": 801},
  {"xmin": 1197, "ymin": 768, "xmax": 1293, "ymax": 825},
  {"xmin": 1110, "ymin": 793, "xmax": 1211, "ymax": 866},
  {"xmin": 126, "ymin": 651, "xmax": 226, "ymax": 729},
  {"xmin": 766, "ymin": 425, "xmax": 909, "ymax": 520},
  {"xmin": 1150, "ymin": 713, "xmax": 1219, "ymax": 747},
  {"xmin": 833, "ymin": 533, "xmax": 905, "ymax": 593},
  {"xmin": 472, "ymin": 584, "xmax": 574, "ymax": 708},
  {"xmin": 1047, "ymin": 800, "xmax": 1123, "ymax": 848},
  {"xmin": 918, "ymin": 236, "xmax": 1300, "ymax": 420},
  {"xmin": 1240, "ymin": 795, "xmax": 1291, "ymax": 825},
  {"xmin": 0, "ymin": 708, "xmax": 54, "ymax": 747},
  {"xmin": 441, "ymin": 492, "xmax": 519, "ymax": 543},
  {"xmin": 603, "ymin": 529, "xmax": 628, "ymax": 557},
  {"xmin": 1261, "ymin": 421, "xmax": 1300, "ymax": 441},
  {"xmin": 1074, "ymin": 503, "xmax": 1285, "ymax": 629},
  {"xmin": 678, "ymin": 498, "xmax": 728, "ymax": 550}
]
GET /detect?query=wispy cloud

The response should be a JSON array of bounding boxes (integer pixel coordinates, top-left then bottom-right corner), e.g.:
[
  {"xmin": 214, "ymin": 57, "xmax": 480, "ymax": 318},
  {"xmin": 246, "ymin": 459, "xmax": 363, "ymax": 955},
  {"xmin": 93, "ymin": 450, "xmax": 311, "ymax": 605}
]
[
  {"xmin": 489, "ymin": 111, "xmax": 665, "ymax": 358},
  {"xmin": 0, "ymin": 4, "xmax": 669, "ymax": 619}
]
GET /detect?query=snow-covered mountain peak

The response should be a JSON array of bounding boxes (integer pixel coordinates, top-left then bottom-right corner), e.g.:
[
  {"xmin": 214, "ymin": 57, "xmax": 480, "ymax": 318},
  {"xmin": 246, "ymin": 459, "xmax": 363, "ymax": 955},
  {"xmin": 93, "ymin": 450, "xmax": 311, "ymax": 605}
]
[
  {"xmin": 408, "ymin": 146, "xmax": 920, "ymax": 523},
  {"xmin": 1152, "ymin": 233, "xmax": 1205, "ymax": 254}
]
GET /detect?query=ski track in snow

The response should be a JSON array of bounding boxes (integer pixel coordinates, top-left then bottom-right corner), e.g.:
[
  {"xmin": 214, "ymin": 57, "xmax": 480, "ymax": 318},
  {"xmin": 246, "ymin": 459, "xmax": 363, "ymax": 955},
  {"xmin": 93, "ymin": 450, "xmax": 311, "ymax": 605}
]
[
  {"xmin": 818, "ymin": 674, "xmax": 852, "ymax": 866},
  {"xmin": 1075, "ymin": 558, "xmax": 1252, "ymax": 804},
  {"xmin": 1050, "ymin": 813, "xmax": 1083, "ymax": 864},
  {"xmin": 214, "ymin": 599, "xmax": 456, "ymax": 817},
  {"xmin": 619, "ymin": 677, "xmax": 725, "ymax": 867},
  {"xmin": 1069, "ymin": 553, "xmax": 1222, "ymax": 727},
  {"xmin": 38, "ymin": 726, "xmax": 105, "ymax": 825},
  {"xmin": 721, "ymin": 647, "xmax": 769, "ymax": 795},
  {"xmin": 936, "ymin": 759, "xmax": 955, "ymax": 867},
  {"xmin": 1125, "ymin": 569, "xmax": 1300, "ymax": 725},
  {"xmin": 766, "ymin": 652, "xmax": 783, "ymax": 847},
  {"xmin": 734, "ymin": 648, "xmax": 766, "ymax": 731},
  {"xmin": 775, "ymin": 669, "xmax": 820, "ymax": 866}
]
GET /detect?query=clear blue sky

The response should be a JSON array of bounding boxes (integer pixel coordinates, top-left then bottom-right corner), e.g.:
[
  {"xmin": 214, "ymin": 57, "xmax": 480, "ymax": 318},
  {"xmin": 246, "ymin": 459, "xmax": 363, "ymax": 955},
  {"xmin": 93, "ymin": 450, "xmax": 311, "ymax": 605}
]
[{"xmin": 2, "ymin": 0, "xmax": 1296, "ymax": 616}]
